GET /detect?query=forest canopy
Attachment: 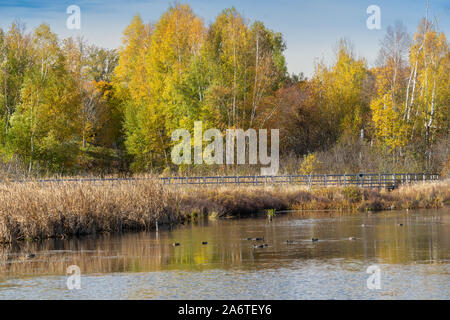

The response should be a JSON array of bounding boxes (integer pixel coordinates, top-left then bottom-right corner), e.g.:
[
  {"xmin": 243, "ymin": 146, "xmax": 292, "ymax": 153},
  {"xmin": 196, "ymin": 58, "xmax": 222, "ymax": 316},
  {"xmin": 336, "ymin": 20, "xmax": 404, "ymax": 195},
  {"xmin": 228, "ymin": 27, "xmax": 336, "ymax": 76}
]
[{"xmin": 0, "ymin": 3, "xmax": 448, "ymax": 177}]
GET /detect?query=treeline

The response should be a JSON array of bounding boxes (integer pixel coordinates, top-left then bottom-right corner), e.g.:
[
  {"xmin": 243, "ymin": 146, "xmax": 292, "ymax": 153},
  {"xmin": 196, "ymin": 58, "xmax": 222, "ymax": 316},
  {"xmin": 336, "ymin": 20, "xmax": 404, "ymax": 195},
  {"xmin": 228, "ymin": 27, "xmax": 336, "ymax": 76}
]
[
  {"xmin": 0, "ymin": 3, "xmax": 448, "ymax": 177},
  {"xmin": 0, "ymin": 22, "xmax": 120, "ymax": 175}
]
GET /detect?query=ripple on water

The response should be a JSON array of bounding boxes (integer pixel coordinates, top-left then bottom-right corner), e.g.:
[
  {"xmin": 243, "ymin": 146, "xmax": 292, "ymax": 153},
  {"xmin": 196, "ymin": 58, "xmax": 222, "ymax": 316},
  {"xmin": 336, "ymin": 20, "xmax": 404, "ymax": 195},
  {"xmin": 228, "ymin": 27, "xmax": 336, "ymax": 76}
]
[{"xmin": 0, "ymin": 209, "xmax": 449, "ymax": 299}]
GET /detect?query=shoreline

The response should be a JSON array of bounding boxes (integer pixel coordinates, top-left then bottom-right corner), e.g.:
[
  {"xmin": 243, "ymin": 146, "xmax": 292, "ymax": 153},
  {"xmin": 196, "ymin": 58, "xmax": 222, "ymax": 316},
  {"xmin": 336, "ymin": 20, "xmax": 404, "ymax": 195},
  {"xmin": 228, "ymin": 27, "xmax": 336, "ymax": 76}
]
[{"xmin": 0, "ymin": 179, "xmax": 448, "ymax": 243}]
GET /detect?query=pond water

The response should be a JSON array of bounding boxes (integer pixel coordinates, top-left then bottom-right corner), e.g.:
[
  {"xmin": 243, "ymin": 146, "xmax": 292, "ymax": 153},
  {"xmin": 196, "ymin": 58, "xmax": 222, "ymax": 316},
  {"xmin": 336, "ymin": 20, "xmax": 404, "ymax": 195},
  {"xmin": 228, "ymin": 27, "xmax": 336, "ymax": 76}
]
[{"xmin": 0, "ymin": 209, "xmax": 449, "ymax": 299}]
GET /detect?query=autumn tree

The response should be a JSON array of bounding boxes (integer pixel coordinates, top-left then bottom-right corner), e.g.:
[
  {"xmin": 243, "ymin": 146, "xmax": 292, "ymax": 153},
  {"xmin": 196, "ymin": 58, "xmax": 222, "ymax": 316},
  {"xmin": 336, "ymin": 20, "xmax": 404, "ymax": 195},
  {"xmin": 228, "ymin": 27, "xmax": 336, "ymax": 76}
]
[
  {"xmin": 62, "ymin": 37, "xmax": 120, "ymax": 153},
  {"xmin": 202, "ymin": 8, "xmax": 287, "ymax": 130},
  {"xmin": 371, "ymin": 22, "xmax": 411, "ymax": 156},
  {"xmin": 310, "ymin": 40, "xmax": 371, "ymax": 147},
  {"xmin": 0, "ymin": 22, "xmax": 32, "ymax": 144},
  {"xmin": 371, "ymin": 17, "xmax": 449, "ymax": 171},
  {"xmin": 0, "ymin": 4, "xmax": 447, "ymax": 176},
  {"xmin": 6, "ymin": 24, "xmax": 82, "ymax": 173}
]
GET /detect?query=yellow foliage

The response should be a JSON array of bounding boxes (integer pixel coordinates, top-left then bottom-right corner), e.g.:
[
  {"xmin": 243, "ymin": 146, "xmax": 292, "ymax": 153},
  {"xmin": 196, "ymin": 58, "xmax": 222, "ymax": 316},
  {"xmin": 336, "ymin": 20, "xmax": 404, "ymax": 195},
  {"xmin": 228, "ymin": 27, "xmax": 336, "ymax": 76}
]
[{"xmin": 299, "ymin": 153, "xmax": 322, "ymax": 175}]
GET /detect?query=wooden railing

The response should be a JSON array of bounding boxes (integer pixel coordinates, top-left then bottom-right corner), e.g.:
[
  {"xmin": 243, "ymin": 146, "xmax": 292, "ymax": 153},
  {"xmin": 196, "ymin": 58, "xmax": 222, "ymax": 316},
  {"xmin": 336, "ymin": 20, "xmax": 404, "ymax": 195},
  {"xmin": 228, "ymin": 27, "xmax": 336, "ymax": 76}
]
[
  {"xmin": 7, "ymin": 173, "xmax": 440, "ymax": 189},
  {"xmin": 160, "ymin": 173, "xmax": 440, "ymax": 188}
]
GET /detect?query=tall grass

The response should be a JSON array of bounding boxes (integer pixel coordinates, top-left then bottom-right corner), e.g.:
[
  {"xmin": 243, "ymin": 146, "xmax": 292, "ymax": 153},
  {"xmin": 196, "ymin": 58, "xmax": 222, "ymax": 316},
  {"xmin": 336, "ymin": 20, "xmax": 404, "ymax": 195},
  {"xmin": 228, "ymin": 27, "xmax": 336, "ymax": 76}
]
[
  {"xmin": 0, "ymin": 179, "xmax": 448, "ymax": 243},
  {"xmin": 0, "ymin": 179, "xmax": 177, "ymax": 242}
]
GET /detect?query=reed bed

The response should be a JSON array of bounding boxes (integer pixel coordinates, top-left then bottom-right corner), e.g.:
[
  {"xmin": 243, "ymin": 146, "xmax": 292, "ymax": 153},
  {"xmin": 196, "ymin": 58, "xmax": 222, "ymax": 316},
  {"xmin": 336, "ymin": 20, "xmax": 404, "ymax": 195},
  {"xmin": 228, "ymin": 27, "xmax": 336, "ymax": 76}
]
[
  {"xmin": 0, "ymin": 178, "xmax": 448, "ymax": 243},
  {"xmin": 0, "ymin": 179, "xmax": 176, "ymax": 243}
]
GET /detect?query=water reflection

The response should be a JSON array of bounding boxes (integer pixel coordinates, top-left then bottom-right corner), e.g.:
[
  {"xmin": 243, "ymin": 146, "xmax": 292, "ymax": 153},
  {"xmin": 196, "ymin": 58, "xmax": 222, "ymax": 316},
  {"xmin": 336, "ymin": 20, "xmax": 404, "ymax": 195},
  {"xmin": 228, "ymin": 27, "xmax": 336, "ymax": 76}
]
[{"xmin": 1, "ymin": 209, "xmax": 448, "ymax": 280}]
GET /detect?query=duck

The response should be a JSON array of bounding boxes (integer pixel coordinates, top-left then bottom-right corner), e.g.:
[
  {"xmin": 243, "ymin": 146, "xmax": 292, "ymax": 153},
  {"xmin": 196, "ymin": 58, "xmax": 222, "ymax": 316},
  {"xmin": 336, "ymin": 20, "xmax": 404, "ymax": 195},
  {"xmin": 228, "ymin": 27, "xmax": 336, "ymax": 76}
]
[
  {"xmin": 26, "ymin": 253, "xmax": 36, "ymax": 259},
  {"xmin": 252, "ymin": 244, "xmax": 264, "ymax": 249},
  {"xmin": 397, "ymin": 223, "xmax": 403, "ymax": 226},
  {"xmin": 202, "ymin": 241, "xmax": 208, "ymax": 245},
  {"xmin": 286, "ymin": 240, "xmax": 295, "ymax": 245},
  {"xmin": 349, "ymin": 237, "xmax": 356, "ymax": 241},
  {"xmin": 255, "ymin": 237, "xmax": 264, "ymax": 241},
  {"xmin": 312, "ymin": 238, "xmax": 319, "ymax": 242},
  {"xmin": 172, "ymin": 242, "xmax": 180, "ymax": 246},
  {"xmin": 263, "ymin": 243, "xmax": 269, "ymax": 247}
]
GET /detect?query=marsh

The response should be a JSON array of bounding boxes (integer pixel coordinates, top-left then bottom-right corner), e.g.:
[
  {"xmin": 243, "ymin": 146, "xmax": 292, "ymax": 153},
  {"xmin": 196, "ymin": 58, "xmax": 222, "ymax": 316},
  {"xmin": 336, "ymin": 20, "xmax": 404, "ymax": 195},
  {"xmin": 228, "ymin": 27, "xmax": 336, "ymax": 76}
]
[{"xmin": 0, "ymin": 208, "xmax": 448, "ymax": 299}]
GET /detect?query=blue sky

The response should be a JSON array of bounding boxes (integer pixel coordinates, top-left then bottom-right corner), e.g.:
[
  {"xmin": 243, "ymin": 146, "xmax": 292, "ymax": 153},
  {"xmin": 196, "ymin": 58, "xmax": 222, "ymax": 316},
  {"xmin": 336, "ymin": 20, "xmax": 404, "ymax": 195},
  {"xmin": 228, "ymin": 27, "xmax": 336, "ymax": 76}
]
[{"xmin": 0, "ymin": 0, "xmax": 448, "ymax": 76}]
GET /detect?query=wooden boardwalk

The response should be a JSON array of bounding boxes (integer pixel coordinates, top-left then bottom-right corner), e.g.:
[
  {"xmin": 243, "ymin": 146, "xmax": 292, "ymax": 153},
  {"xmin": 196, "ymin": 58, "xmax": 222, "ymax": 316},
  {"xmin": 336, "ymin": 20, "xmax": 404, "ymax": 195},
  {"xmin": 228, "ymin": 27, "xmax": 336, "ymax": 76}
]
[
  {"xmin": 7, "ymin": 173, "xmax": 440, "ymax": 189},
  {"xmin": 160, "ymin": 173, "xmax": 440, "ymax": 188}
]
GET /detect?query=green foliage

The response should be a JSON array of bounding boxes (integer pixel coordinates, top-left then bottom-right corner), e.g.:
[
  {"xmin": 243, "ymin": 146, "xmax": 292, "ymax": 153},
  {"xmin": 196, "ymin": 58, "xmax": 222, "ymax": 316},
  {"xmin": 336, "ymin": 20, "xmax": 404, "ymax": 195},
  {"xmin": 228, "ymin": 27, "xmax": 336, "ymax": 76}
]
[
  {"xmin": 0, "ymin": 7, "xmax": 448, "ymax": 176},
  {"xmin": 266, "ymin": 208, "xmax": 276, "ymax": 217},
  {"xmin": 113, "ymin": 5, "xmax": 289, "ymax": 170}
]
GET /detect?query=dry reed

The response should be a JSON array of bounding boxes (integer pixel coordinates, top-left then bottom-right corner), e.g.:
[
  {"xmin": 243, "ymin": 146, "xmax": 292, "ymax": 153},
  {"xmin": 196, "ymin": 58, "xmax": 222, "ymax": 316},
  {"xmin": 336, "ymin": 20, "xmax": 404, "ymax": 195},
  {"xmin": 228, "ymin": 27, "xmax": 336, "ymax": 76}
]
[{"xmin": 0, "ymin": 178, "xmax": 448, "ymax": 243}]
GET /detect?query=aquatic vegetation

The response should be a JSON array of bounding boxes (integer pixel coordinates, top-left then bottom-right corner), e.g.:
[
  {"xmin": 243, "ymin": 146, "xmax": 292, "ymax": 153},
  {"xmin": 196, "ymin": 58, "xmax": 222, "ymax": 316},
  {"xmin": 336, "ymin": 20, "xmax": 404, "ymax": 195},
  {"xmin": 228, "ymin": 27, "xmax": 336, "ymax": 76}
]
[
  {"xmin": 0, "ymin": 179, "xmax": 448, "ymax": 242},
  {"xmin": 266, "ymin": 209, "xmax": 277, "ymax": 220}
]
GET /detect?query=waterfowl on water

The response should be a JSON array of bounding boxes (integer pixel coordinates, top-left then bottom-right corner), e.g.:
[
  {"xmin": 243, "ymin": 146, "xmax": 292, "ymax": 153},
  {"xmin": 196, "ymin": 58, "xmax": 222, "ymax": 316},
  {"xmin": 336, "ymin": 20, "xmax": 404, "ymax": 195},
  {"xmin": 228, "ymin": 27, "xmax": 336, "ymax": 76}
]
[
  {"xmin": 349, "ymin": 237, "xmax": 356, "ymax": 241},
  {"xmin": 172, "ymin": 242, "xmax": 180, "ymax": 246},
  {"xmin": 263, "ymin": 243, "xmax": 269, "ymax": 247},
  {"xmin": 202, "ymin": 241, "xmax": 208, "ymax": 245},
  {"xmin": 27, "ymin": 253, "xmax": 36, "ymax": 259},
  {"xmin": 252, "ymin": 244, "xmax": 264, "ymax": 249},
  {"xmin": 286, "ymin": 240, "xmax": 295, "ymax": 245},
  {"xmin": 247, "ymin": 237, "xmax": 264, "ymax": 241},
  {"xmin": 397, "ymin": 223, "xmax": 403, "ymax": 226},
  {"xmin": 361, "ymin": 224, "xmax": 365, "ymax": 227},
  {"xmin": 312, "ymin": 238, "xmax": 319, "ymax": 242}
]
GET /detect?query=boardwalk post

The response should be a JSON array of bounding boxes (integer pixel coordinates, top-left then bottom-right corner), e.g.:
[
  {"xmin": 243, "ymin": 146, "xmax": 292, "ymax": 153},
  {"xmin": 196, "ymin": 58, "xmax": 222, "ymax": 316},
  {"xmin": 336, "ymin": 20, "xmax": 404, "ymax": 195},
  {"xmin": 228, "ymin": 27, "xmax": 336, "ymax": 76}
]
[{"xmin": 18, "ymin": 172, "xmax": 438, "ymax": 189}]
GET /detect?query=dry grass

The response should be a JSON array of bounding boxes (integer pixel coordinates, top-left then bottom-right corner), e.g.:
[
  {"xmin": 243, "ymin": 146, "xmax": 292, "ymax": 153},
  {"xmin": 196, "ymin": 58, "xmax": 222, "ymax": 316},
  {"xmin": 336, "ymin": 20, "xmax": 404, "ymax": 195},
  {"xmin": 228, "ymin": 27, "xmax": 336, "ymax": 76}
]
[
  {"xmin": 0, "ymin": 178, "xmax": 448, "ymax": 243},
  {"xmin": 0, "ymin": 179, "xmax": 177, "ymax": 243}
]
